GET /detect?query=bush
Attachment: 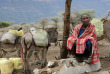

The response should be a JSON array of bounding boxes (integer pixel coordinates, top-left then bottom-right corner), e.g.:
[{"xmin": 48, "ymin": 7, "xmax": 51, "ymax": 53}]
[{"xmin": 0, "ymin": 21, "xmax": 11, "ymax": 28}]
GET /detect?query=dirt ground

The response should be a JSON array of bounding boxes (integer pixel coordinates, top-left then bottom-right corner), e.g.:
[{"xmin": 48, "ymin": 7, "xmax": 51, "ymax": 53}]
[
  {"xmin": 1, "ymin": 31, "xmax": 110, "ymax": 74},
  {"xmin": 47, "ymin": 42, "xmax": 110, "ymax": 71}
]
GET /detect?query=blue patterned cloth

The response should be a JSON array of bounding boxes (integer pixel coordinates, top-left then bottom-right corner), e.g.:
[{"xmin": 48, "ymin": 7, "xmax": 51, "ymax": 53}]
[{"xmin": 78, "ymin": 29, "xmax": 91, "ymax": 50}]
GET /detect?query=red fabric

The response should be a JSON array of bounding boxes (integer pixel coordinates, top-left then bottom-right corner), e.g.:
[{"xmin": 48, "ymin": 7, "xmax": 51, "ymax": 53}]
[
  {"xmin": 19, "ymin": 43, "xmax": 24, "ymax": 62},
  {"xmin": 67, "ymin": 24, "xmax": 99, "ymax": 64}
]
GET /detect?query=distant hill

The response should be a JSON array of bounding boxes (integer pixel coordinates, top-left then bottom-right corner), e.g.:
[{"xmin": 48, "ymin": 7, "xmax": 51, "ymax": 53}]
[{"xmin": 0, "ymin": 0, "xmax": 109, "ymax": 24}]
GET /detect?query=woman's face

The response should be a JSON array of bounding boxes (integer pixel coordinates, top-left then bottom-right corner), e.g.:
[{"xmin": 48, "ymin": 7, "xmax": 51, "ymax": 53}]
[{"xmin": 81, "ymin": 15, "xmax": 90, "ymax": 25}]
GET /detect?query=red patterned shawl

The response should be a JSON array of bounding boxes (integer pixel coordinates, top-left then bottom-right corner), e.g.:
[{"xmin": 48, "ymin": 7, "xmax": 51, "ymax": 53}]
[{"xmin": 67, "ymin": 24, "xmax": 99, "ymax": 64}]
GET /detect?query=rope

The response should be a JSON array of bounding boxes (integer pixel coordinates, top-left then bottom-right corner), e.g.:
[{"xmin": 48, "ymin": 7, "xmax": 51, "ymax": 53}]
[{"xmin": 19, "ymin": 43, "xmax": 24, "ymax": 62}]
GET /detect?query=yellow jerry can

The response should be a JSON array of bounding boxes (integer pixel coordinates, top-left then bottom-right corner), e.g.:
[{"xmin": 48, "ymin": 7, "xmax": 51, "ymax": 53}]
[
  {"xmin": 0, "ymin": 58, "xmax": 8, "ymax": 61},
  {"xmin": 0, "ymin": 59, "xmax": 14, "ymax": 74},
  {"xmin": 0, "ymin": 58, "xmax": 8, "ymax": 69},
  {"xmin": 9, "ymin": 58, "xmax": 23, "ymax": 70}
]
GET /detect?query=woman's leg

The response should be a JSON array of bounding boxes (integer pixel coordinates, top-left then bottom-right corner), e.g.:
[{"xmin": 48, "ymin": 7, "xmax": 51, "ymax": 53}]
[{"xmin": 73, "ymin": 44, "xmax": 92, "ymax": 62}]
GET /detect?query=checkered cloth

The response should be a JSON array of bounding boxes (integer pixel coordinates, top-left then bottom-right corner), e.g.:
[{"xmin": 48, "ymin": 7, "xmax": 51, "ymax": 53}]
[{"xmin": 67, "ymin": 24, "xmax": 99, "ymax": 64}]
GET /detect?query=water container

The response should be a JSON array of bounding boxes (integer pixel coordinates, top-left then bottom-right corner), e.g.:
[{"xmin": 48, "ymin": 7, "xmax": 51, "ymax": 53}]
[
  {"xmin": 0, "ymin": 58, "xmax": 7, "ymax": 61},
  {"xmin": 17, "ymin": 30, "xmax": 23, "ymax": 36},
  {"xmin": 0, "ymin": 59, "xmax": 14, "ymax": 74},
  {"xmin": 0, "ymin": 58, "xmax": 8, "ymax": 69},
  {"xmin": 9, "ymin": 58, "xmax": 23, "ymax": 70},
  {"xmin": 91, "ymin": 18, "xmax": 104, "ymax": 37}
]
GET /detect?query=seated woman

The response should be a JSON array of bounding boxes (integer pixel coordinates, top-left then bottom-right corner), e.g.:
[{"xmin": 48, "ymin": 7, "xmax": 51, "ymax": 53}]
[{"xmin": 67, "ymin": 14, "xmax": 99, "ymax": 64}]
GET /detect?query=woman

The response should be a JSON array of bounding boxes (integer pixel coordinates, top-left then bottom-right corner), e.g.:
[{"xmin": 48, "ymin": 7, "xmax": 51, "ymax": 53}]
[{"xmin": 67, "ymin": 14, "xmax": 99, "ymax": 64}]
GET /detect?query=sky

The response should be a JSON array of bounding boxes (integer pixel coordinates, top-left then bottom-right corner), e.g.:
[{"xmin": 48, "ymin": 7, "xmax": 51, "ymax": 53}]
[
  {"xmin": 32, "ymin": 0, "xmax": 110, "ymax": 17},
  {"xmin": 71, "ymin": 0, "xmax": 110, "ymax": 18},
  {"xmin": 0, "ymin": 0, "xmax": 110, "ymax": 24}
]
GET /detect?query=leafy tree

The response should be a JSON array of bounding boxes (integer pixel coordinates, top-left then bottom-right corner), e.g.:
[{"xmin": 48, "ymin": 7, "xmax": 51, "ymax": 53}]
[
  {"xmin": 0, "ymin": 21, "xmax": 11, "ymax": 28},
  {"xmin": 50, "ymin": 16, "xmax": 60, "ymax": 28},
  {"xmin": 20, "ymin": 22, "xmax": 27, "ymax": 25},
  {"xmin": 58, "ymin": 12, "xmax": 65, "ymax": 21},
  {"xmin": 38, "ymin": 18, "xmax": 49, "ymax": 29}
]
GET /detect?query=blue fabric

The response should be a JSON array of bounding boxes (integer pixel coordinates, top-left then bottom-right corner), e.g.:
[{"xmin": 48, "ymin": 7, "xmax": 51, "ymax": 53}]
[
  {"xmin": 78, "ymin": 29, "xmax": 91, "ymax": 50},
  {"xmin": 78, "ymin": 29, "xmax": 85, "ymax": 37},
  {"xmin": 48, "ymin": 25, "xmax": 52, "ymax": 28}
]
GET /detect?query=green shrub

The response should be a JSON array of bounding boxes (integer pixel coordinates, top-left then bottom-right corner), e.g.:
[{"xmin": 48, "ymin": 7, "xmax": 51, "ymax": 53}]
[{"xmin": 0, "ymin": 21, "xmax": 11, "ymax": 28}]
